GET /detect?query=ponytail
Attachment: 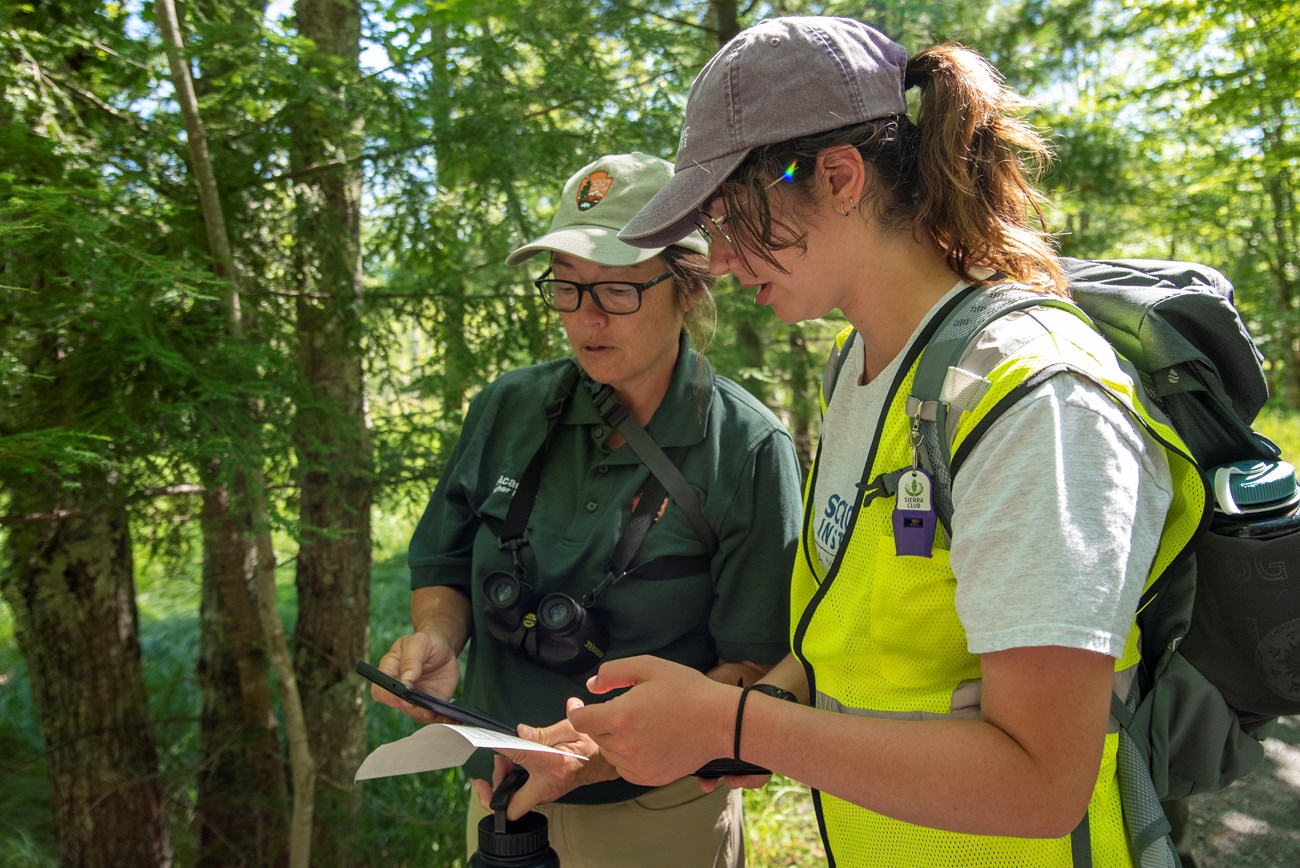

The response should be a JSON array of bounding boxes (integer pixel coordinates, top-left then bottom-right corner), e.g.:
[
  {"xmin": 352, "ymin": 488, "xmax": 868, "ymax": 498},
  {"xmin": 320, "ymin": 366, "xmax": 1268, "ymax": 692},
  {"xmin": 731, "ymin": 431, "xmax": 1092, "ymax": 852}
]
[
  {"xmin": 905, "ymin": 46, "xmax": 1064, "ymax": 293},
  {"xmin": 721, "ymin": 44, "xmax": 1064, "ymax": 294}
]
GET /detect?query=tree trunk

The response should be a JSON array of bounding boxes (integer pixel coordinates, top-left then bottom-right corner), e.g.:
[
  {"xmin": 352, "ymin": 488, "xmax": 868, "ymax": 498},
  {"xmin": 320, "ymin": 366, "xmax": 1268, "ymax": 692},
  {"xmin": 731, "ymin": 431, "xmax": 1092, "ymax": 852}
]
[
  {"xmin": 290, "ymin": 0, "xmax": 372, "ymax": 859},
  {"xmin": 196, "ymin": 468, "xmax": 288, "ymax": 867},
  {"xmin": 2, "ymin": 475, "xmax": 172, "ymax": 868},
  {"xmin": 153, "ymin": 1, "xmax": 305, "ymax": 861},
  {"xmin": 712, "ymin": 0, "xmax": 740, "ymax": 43},
  {"xmin": 787, "ymin": 324, "xmax": 816, "ymax": 474}
]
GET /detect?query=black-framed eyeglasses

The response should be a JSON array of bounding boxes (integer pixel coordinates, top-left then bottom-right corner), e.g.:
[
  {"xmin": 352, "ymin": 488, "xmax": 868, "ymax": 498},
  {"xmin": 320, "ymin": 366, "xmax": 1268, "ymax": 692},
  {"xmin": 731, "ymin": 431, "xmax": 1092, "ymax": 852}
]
[
  {"xmin": 533, "ymin": 268, "xmax": 673, "ymax": 315},
  {"xmin": 694, "ymin": 211, "xmax": 733, "ymax": 249}
]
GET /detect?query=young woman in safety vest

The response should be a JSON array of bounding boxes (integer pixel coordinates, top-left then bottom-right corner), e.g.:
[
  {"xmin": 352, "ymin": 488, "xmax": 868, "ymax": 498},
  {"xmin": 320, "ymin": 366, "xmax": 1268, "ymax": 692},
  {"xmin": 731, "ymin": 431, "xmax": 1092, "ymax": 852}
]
[{"xmin": 568, "ymin": 17, "xmax": 1205, "ymax": 867}]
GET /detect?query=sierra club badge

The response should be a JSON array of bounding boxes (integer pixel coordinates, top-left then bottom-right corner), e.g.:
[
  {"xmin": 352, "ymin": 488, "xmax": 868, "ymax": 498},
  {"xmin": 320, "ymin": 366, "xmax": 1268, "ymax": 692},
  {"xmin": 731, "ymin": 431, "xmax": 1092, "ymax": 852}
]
[
  {"xmin": 893, "ymin": 467, "xmax": 937, "ymax": 557},
  {"xmin": 576, "ymin": 170, "xmax": 613, "ymax": 211}
]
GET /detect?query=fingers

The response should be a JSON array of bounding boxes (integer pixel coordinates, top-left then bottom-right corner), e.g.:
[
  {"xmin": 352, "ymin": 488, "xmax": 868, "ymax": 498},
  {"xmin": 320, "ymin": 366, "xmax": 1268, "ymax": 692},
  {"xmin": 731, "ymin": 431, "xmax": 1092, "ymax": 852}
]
[
  {"xmin": 368, "ymin": 641, "xmax": 408, "ymax": 708},
  {"xmin": 723, "ymin": 773, "xmax": 772, "ymax": 790},
  {"xmin": 522, "ymin": 708, "xmax": 583, "ymax": 751},
  {"xmin": 491, "ymin": 754, "xmax": 516, "ymax": 788},
  {"xmin": 473, "ymin": 765, "xmax": 540, "ymax": 822},
  {"xmin": 482, "ymin": 754, "xmax": 545, "ymax": 821},
  {"xmin": 377, "ymin": 631, "xmax": 448, "ymax": 686},
  {"xmin": 396, "ymin": 635, "xmax": 432, "ymax": 685},
  {"xmin": 473, "ymin": 777, "xmax": 494, "ymax": 812},
  {"xmin": 365, "ymin": 665, "xmax": 442, "ymax": 726},
  {"xmin": 565, "ymin": 697, "xmax": 602, "ymax": 737},
  {"xmin": 376, "ymin": 650, "xmax": 402, "ymax": 678},
  {"xmin": 367, "ymin": 684, "xmax": 435, "ymax": 725},
  {"xmin": 367, "ymin": 631, "xmax": 462, "ymax": 722},
  {"xmin": 585, "ymin": 655, "xmax": 653, "ymax": 695},
  {"xmin": 374, "ymin": 635, "xmax": 424, "ymax": 687},
  {"xmin": 504, "ymin": 775, "xmax": 545, "ymax": 821},
  {"xmin": 695, "ymin": 774, "xmax": 768, "ymax": 794},
  {"xmin": 369, "ymin": 682, "xmax": 400, "ymax": 708}
]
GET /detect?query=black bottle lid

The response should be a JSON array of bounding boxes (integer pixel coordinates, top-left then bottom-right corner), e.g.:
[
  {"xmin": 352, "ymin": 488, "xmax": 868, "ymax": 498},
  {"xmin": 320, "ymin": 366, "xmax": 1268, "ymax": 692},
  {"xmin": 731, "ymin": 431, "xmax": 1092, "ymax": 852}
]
[{"xmin": 477, "ymin": 810, "xmax": 550, "ymax": 859}]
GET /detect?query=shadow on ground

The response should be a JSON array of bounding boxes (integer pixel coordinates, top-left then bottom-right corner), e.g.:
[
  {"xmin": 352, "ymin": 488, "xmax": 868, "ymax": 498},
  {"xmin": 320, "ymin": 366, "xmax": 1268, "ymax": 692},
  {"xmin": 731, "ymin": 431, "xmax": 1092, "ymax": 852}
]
[{"xmin": 1187, "ymin": 715, "xmax": 1300, "ymax": 867}]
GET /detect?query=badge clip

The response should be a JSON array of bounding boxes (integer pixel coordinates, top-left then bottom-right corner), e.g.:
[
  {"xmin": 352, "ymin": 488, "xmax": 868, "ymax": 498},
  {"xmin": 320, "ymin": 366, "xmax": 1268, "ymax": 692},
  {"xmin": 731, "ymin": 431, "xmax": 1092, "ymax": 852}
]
[
  {"xmin": 893, "ymin": 468, "xmax": 936, "ymax": 557},
  {"xmin": 894, "ymin": 406, "xmax": 937, "ymax": 557}
]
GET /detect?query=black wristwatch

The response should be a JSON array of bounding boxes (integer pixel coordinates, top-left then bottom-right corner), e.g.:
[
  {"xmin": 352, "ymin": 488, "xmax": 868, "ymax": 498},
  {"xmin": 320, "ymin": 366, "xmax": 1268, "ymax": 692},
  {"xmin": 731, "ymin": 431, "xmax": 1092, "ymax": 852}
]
[{"xmin": 750, "ymin": 683, "xmax": 799, "ymax": 704}]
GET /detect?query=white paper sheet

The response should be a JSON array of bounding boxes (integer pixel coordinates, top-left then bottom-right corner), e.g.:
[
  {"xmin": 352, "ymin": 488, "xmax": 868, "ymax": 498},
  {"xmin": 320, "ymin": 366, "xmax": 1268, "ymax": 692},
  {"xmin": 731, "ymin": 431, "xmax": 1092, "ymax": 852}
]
[{"xmin": 354, "ymin": 724, "xmax": 587, "ymax": 781}]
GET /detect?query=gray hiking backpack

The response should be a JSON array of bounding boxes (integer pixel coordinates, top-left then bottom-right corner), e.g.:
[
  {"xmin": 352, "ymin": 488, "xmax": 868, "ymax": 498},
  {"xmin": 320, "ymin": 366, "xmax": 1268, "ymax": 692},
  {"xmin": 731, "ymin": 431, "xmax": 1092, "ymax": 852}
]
[{"xmin": 825, "ymin": 258, "xmax": 1300, "ymax": 867}]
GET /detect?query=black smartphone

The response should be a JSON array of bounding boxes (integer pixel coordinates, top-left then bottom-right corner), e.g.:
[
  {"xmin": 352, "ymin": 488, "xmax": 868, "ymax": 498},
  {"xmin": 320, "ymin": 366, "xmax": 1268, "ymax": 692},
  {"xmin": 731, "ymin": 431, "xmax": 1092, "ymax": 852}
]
[
  {"xmin": 355, "ymin": 660, "xmax": 514, "ymax": 735},
  {"xmin": 693, "ymin": 757, "xmax": 772, "ymax": 779}
]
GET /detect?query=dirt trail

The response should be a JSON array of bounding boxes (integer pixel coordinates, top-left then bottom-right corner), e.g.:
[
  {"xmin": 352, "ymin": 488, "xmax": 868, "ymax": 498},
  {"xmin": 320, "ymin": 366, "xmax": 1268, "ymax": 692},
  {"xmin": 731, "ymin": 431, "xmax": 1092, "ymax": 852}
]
[{"xmin": 1184, "ymin": 715, "xmax": 1300, "ymax": 866}]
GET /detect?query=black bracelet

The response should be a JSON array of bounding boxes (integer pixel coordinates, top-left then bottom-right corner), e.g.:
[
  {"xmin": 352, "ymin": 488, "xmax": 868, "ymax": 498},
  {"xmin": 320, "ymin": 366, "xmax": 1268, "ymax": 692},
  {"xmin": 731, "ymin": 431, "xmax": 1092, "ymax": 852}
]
[{"xmin": 733, "ymin": 685, "xmax": 757, "ymax": 760}]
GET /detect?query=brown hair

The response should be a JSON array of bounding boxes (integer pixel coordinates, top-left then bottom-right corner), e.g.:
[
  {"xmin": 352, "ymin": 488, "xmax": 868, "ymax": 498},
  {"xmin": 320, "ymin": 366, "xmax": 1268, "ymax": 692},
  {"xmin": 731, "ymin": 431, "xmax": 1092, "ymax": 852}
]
[{"xmin": 718, "ymin": 44, "xmax": 1065, "ymax": 295}]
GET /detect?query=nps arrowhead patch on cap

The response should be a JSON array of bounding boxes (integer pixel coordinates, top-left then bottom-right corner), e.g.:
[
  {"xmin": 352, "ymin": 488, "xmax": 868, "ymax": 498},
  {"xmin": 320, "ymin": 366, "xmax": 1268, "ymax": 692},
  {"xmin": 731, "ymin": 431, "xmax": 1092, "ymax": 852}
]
[{"xmin": 576, "ymin": 171, "xmax": 614, "ymax": 211}]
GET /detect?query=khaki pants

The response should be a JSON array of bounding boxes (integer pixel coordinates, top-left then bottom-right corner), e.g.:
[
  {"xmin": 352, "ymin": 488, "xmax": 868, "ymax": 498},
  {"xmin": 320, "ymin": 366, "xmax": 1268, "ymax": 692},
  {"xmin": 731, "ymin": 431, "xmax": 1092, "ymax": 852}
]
[{"xmin": 466, "ymin": 776, "xmax": 745, "ymax": 867}]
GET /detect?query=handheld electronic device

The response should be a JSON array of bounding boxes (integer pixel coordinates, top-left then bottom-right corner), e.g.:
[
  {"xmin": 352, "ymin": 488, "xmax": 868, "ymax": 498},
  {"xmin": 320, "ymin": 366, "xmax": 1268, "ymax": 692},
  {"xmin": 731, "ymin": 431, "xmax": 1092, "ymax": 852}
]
[
  {"xmin": 356, "ymin": 660, "xmax": 514, "ymax": 735},
  {"xmin": 693, "ymin": 757, "xmax": 772, "ymax": 779},
  {"xmin": 360, "ymin": 660, "xmax": 772, "ymax": 778}
]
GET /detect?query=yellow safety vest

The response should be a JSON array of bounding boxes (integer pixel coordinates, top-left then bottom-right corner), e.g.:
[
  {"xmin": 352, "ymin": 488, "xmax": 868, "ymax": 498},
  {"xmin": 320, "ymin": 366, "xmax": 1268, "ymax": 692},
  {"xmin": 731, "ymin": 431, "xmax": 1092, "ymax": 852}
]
[{"xmin": 790, "ymin": 312, "xmax": 1206, "ymax": 867}]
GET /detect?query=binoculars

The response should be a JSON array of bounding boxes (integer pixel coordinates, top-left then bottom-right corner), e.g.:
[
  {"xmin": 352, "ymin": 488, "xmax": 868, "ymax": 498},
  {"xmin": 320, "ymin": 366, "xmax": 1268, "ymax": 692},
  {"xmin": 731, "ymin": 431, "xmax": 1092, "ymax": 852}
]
[{"xmin": 482, "ymin": 571, "xmax": 609, "ymax": 675}]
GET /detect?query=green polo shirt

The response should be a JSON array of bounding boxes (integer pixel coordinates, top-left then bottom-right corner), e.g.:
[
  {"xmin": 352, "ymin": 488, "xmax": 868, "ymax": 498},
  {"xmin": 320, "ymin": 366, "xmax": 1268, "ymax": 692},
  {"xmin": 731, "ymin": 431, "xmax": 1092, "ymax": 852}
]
[{"xmin": 408, "ymin": 332, "xmax": 801, "ymax": 804}]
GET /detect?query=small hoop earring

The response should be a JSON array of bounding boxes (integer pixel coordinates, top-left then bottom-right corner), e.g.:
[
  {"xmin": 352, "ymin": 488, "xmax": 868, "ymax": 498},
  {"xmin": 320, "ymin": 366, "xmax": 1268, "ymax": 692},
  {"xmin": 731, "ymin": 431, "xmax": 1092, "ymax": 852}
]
[{"xmin": 838, "ymin": 201, "xmax": 849, "ymax": 217}]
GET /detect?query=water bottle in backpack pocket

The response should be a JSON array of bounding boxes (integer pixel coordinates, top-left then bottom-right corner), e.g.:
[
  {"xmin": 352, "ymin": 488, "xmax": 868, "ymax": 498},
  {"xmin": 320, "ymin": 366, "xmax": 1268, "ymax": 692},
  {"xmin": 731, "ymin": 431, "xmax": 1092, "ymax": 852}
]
[{"xmin": 1184, "ymin": 459, "xmax": 1300, "ymax": 725}]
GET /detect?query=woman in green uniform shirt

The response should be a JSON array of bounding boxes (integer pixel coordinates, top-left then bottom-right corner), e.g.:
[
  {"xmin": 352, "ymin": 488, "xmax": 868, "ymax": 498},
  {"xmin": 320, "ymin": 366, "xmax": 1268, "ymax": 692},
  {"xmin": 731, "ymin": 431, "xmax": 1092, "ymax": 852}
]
[{"xmin": 369, "ymin": 152, "xmax": 803, "ymax": 868}]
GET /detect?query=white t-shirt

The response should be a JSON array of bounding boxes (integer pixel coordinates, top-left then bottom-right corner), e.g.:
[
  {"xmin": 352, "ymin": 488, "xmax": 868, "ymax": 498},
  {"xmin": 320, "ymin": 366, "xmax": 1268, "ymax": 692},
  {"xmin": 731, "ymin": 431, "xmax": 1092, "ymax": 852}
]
[{"xmin": 811, "ymin": 286, "xmax": 1174, "ymax": 659}]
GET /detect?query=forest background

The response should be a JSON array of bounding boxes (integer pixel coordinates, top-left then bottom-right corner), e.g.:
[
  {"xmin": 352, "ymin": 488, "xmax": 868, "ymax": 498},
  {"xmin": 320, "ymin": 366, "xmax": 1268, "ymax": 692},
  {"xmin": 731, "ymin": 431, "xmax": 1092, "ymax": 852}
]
[{"xmin": 1, "ymin": 0, "xmax": 1297, "ymax": 866}]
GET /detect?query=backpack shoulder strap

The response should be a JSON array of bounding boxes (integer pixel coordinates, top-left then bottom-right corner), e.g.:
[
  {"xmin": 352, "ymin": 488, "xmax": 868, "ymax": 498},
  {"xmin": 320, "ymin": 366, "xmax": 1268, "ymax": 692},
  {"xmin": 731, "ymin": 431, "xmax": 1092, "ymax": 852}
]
[
  {"xmin": 818, "ymin": 287, "xmax": 1081, "ymax": 533},
  {"xmin": 910, "ymin": 284, "xmax": 1087, "ymax": 534},
  {"xmin": 821, "ymin": 325, "xmax": 858, "ymax": 410}
]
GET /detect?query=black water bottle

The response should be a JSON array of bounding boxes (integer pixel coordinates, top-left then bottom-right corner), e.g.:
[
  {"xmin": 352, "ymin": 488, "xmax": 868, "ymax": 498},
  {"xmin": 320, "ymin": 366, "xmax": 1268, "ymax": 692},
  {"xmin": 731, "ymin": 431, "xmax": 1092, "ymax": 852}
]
[{"xmin": 468, "ymin": 767, "xmax": 560, "ymax": 867}]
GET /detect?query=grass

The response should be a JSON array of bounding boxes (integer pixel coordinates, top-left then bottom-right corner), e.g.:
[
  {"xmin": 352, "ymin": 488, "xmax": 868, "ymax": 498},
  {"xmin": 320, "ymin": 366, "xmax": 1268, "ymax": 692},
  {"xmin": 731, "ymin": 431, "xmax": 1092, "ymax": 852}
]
[{"xmin": 745, "ymin": 776, "xmax": 824, "ymax": 866}]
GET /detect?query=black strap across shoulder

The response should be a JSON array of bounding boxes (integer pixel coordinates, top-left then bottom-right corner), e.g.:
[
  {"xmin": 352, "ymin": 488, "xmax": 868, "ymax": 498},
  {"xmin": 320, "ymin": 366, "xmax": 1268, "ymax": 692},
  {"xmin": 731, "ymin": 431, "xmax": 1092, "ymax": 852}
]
[
  {"xmin": 588, "ymin": 382, "xmax": 719, "ymax": 554},
  {"xmin": 493, "ymin": 373, "xmax": 714, "ymax": 603}
]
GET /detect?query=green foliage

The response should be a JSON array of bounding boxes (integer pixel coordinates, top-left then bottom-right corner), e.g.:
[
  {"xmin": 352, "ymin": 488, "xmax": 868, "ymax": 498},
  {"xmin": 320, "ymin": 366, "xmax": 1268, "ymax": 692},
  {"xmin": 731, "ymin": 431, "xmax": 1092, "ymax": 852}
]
[
  {"xmin": 1255, "ymin": 405, "xmax": 1300, "ymax": 457},
  {"xmin": 2, "ymin": 0, "xmax": 1298, "ymax": 864},
  {"xmin": 360, "ymin": 1, "xmax": 722, "ymax": 495},
  {"xmin": 744, "ymin": 775, "xmax": 825, "ymax": 866},
  {"xmin": 0, "ymin": 634, "xmax": 56, "ymax": 868},
  {"xmin": 1008, "ymin": 0, "xmax": 1300, "ymax": 396},
  {"xmin": 360, "ymin": 557, "xmax": 471, "ymax": 865},
  {"xmin": 0, "ymin": 0, "xmax": 298, "ymax": 548}
]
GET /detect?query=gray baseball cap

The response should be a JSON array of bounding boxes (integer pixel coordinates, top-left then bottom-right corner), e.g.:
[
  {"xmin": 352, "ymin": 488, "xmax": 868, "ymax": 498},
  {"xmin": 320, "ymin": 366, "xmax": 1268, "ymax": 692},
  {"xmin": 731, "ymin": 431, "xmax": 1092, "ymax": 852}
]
[
  {"xmin": 619, "ymin": 17, "xmax": 909, "ymax": 249},
  {"xmin": 506, "ymin": 152, "xmax": 708, "ymax": 267}
]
